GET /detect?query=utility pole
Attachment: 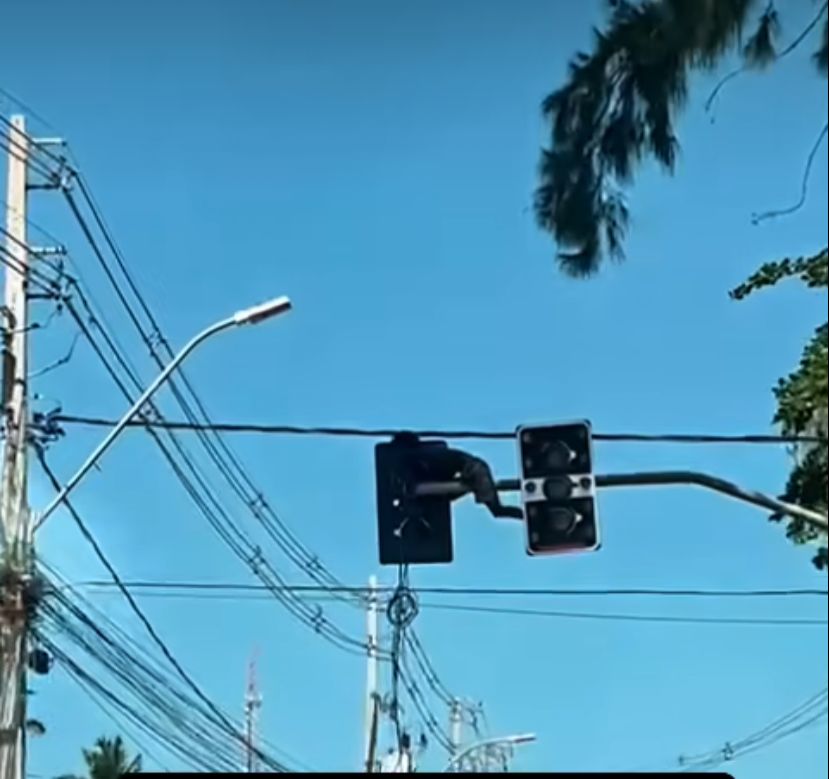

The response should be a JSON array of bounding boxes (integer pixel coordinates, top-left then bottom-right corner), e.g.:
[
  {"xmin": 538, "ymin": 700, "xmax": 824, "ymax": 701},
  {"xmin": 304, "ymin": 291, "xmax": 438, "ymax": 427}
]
[
  {"xmin": 1, "ymin": 114, "xmax": 31, "ymax": 779},
  {"xmin": 364, "ymin": 575, "xmax": 379, "ymax": 772},
  {"xmin": 243, "ymin": 649, "xmax": 262, "ymax": 773},
  {"xmin": 449, "ymin": 699, "xmax": 463, "ymax": 759}
]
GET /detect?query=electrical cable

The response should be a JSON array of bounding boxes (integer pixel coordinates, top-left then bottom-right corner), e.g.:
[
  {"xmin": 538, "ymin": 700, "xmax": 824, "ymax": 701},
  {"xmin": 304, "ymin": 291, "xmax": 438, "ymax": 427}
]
[
  {"xmin": 59, "ymin": 174, "xmax": 367, "ymax": 608},
  {"xmin": 33, "ymin": 448, "xmax": 294, "ymax": 772},
  {"xmin": 71, "ymin": 579, "xmax": 829, "ymax": 599},
  {"xmin": 76, "ymin": 583, "xmax": 827, "ymax": 627},
  {"xmin": 45, "ymin": 649, "xmax": 175, "ymax": 773},
  {"xmin": 678, "ymin": 686, "xmax": 828, "ymax": 771},
  {"xmin": 36, "ymin": 564, "xmax": 310, "ymax": 771},
  {"xmin": 43, "ymin": 413, "xmax": 827, "ymax": 445},
  {"xmin": 0, "ymin": 127, "xmax": 59, "ymax": 183},
  {"xmin": 416, "ymin": 602, "xmax": 828, "ymax": 627},
  {"xmin": 57, "ymin": 291, "xmax": 382, "ymax": 657}
]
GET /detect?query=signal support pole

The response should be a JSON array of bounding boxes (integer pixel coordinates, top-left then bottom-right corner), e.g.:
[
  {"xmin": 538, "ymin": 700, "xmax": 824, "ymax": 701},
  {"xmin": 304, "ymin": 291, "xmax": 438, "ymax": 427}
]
[
  {"xmin": 1, "ymin": 114, "xmax": 31, "ymax": 779},
  {"xmin": 364, "ymin": 575, "xmax": 380, "ymax": 772},
  {"xmin": 414, "ymin": 471, "xmax": 829, "ymax": 532}
]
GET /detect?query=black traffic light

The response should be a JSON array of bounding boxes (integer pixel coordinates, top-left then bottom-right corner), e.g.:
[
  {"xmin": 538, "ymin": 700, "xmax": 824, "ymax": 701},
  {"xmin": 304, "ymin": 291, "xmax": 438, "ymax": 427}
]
[
  {"xmin": 375, "ymin": 434, "xmax": 453, "ymax": 565},
  {"xmin": 517, "ymin": 421, "xmax": 600, "ymax": 556}
]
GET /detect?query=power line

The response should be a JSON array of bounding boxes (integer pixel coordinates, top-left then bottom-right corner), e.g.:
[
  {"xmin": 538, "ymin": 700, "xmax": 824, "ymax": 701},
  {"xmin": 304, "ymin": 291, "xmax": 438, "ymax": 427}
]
[
  {"xmin": 58, "ymin": 167, "xmax": 367, "ymax": 609},
  {"xmin": 37, "ymin": 559, "xmax": 252, "ymax": 771},
  {"xmin": 33, "ymin": 448, "xmax": 294, "ymax": 772},
  {"xmin": 0, "ymin": 87, "xmax": 62, "ymax": 135},
  {"xmin": 678, "ymin": 687, "xmax": 828, "ymax": 771},
  {"xmin": 417, "ymin": 602, "xmax": 828, "ymax": 627},
  {"xmin": 49, "ymin": 652, "xmax": 174, "ymax": 773},
  {"xmin": 58, "ymin": 289, "xmax": 377, "ymax": 657},
  {"xmin": 78, "ymin": 584, "xmax": 827, "ymax": 627},
  {"xmin": 0, "ymin": 241, "xmax": 62, "ymax": 295},
  {"xmin": 0, "ymin": 126, "xmax": 58, "ymax": 183},
  {"xmin": 73, "ymin": 579, "xmax": 829, "ymax": 599},
  {"xmin": 36, "ymin": 563, "xmax": 310, "ymax": 772},
  {"xmin": 45, "ymin": 414, "xmax": 826, "ymax": 445}
]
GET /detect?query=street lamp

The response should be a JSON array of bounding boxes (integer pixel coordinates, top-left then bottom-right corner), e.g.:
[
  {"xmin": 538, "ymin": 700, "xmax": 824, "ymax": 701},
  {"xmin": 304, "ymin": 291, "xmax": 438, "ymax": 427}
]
[
  {"xmin": 443, "ymin": 733, "xmax": 536, "ymax": 773},
  {"xmin": 34, "ymin": 295, "xmax": 292, "ymax": 531}
]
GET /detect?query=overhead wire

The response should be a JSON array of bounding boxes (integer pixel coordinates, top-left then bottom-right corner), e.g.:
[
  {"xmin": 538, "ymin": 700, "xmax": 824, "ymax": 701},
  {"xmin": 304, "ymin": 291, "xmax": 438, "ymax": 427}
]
[
  {"xmin": 384, "ymin": 573, "xmax": 457, "ymax": 758},
  {"xmin": 34, "ymin": 576, "xmax": 256, "ymax": 771},
  {"xmin": 35, "ymin": 561, "xmax": 309, "ymax": 771},
  {"xmin": 72, "ymin": 582, "xmax": 828, "ymax": 627},
  {"xmin": 61, "ymin": 169, "xmax": 368, "ymax": 607},
  {"xmin": 33, "ymin": 448, "xmax": 295, "ymax": 772},
  {"xmin": 6, "ymin": 135, "xmax": 378, "ymax": 652},
  {"xmin": 57, "ymin": 289, "xmax": 378, "ymax": 657},
  {"xmin": 3, "ymin": 117, "xmax": 354, "ymax": 611},
  {"xmin": 46, "ymin": 652, "xmax": 175, "ymax": 773},
  {"xmin": 20, "ymin": 133, "xmax": 382, "ymax": 654},
  {"xmin": 70, "ymin": 579, "xmax": 829, "ymax": 599},
  {"xmin": 678, "ymin": 686, "xmax": 828, "ymax": 771},
  {"xmin": 42, "ymin": 413, "xmax": 826, "ymax": 445},
  {"xmin": 416, "ymin": 602, "xmax": 828, "ymax": 627},
  {"xmin": 0, "ymin": 128, "xmax": 59, "ymax": 184},
  {"xmin": 0, "ymin": 239, "xmax": 63, "ymax": 296},
  {"xmin": 404, "ymin": 629, "xmax": 455, "ymax": 708}
]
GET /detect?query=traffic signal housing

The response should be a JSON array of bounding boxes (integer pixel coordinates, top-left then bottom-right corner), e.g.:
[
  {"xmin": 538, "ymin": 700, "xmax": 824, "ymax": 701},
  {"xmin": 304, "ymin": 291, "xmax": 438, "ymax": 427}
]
[
  {"xmin": 375, "ymin": 434, "xmax": 454, "ymax": 565},
  {"xmin": 517, "ymin": 421, "xmax": 600, "ymax": 556}
]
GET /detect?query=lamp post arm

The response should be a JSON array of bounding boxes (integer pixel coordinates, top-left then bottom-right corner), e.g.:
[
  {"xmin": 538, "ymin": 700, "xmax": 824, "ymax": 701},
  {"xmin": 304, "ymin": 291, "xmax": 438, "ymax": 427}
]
[{"xmin": 34, "ymin": 315, "xmax": 236, "ymax": 531}]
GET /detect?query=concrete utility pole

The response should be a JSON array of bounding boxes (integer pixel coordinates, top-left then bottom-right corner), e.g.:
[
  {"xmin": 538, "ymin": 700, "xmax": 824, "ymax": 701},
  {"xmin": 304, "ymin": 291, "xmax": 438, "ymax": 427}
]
[
  {"xmin": 364, "ymin": 575, "xmax": 380, "ymax": 772},
  {"xmin": 449, "ymin": 699, "xmax": 463, "ymax": 758},
  {"xmin": 1, "ymin": 114, "xmax": 31, "ymax": 779}
]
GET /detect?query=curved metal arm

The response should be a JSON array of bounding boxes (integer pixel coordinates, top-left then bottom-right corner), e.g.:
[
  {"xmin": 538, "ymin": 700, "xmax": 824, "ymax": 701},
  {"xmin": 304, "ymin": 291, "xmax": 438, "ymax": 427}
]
[
  {"xmin": 34, "ymin": 316, "xmax": 236, "ymax": 531},
  {"xmin": 414, "ymin": 471, "xmax": 828, "ymax": 533},
  {"xmin": 33, "ymin": 296, "xmax": 292, "ymax": 532}
]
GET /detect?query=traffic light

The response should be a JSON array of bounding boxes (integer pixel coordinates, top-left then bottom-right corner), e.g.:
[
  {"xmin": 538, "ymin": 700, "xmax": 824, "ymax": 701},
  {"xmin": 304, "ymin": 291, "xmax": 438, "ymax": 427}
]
[
  {"xmin": 517, "ymin": 421, "xmax": 600, "ymax": 556},
  {"xmin": 375, "ymin": 434, "xmax": 454, "ymax": 565}
]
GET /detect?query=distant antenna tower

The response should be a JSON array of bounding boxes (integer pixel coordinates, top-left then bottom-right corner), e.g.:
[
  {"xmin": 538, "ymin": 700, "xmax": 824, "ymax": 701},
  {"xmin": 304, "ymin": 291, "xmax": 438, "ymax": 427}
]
[{"xmin": 244, "ymin": 647, "xmax": 263, "ymax": 773}]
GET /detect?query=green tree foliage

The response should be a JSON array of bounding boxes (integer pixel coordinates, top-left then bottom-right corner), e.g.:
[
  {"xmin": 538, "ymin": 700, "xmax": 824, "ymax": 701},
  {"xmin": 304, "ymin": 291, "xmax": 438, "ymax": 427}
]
[
  {"xmin": 731, "ymin": 250, "xmax": 828, "ymax": 568},
  {"xmin": 535, "ymin": 1, "xmax": 828, "ymax": 564},
  {"xmin": 56, "ymin": 736, "xmax": 142, "ymax": 779}
]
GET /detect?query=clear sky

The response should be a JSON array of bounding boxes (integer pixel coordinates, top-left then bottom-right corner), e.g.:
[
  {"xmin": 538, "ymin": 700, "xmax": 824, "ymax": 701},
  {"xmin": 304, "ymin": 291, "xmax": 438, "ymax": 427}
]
[{"xmin": 2, "ymin": 0, "xmax": 828, "ymax": 775}]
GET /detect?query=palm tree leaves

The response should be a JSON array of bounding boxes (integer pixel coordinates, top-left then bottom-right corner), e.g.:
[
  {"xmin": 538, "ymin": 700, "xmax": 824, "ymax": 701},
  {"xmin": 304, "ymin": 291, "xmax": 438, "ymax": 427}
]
[
  {"xmin": 743, "ymin": 4, "xmax": 781, "ymax": 67},
  {"xmin": 536, "ymin": 0, "xmax": 760, "ymax": 274},
  {"xmin": 82, "ymin": 736, "xmax": 141, "ymax": 779},
  {"xmin": 816, "ymin": 16, "xmax": 828, "ymax": 73},
  {"xmin": 532, "ymin": 0, "xmax": 829, "ymax": 275},
  {"xmin": 58, "ymin": 736, "xmax": 142, "ymax": 779}
]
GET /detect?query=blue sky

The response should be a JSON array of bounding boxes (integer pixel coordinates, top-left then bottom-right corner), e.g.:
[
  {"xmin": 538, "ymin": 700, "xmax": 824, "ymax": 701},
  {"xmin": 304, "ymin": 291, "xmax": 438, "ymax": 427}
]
[{"xmin": 2, "ymin": 0, "xmax": 828, "ymax": 775}]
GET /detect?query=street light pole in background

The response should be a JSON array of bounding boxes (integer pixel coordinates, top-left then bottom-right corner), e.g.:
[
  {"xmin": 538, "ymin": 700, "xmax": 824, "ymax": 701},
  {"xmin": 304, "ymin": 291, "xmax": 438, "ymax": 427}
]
[{"xmin": 34, "ymin": 295, "xmax": 292, "ymax": 531}]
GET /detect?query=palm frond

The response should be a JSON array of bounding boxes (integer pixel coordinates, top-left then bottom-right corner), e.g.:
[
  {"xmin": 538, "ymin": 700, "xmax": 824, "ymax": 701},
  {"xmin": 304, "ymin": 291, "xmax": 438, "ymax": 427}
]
[
  {"xmin": 743, "ymin": 4, "xmax": 781, "ymax": 67},
  {"xmin": 816, "ymin": 17, "xmax": 828, "ymax": 74},
  {"xmin": 535, "ymin": 0, "xmax": 758, "ymax": 275}
]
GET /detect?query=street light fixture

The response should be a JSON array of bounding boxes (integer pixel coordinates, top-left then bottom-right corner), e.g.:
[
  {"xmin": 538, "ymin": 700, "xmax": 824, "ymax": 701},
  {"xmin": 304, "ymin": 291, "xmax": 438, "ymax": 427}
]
[
  {"xmin": 34, "ymin": 295, "xmax": 293, "ymax": 531},
  {"xmin": 442, "ymin": 733, "xmax": 536, "ymax": 773}
]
